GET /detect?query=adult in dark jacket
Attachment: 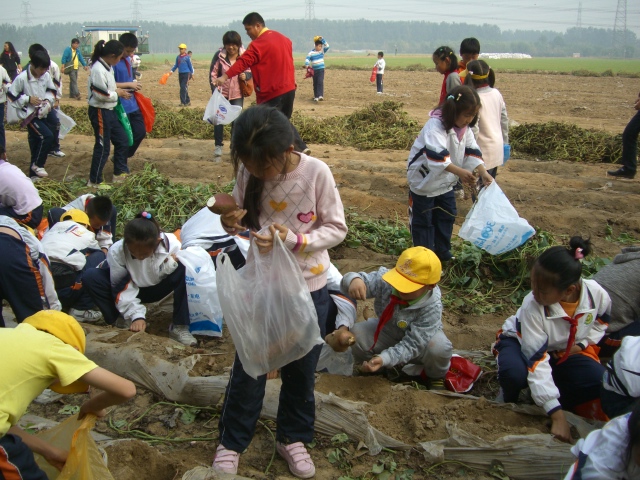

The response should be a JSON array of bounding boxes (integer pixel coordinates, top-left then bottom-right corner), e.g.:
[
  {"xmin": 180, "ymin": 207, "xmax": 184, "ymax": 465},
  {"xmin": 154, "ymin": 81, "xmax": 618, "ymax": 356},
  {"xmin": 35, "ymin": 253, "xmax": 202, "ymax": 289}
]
[{"xmin": 0, "ymin": 42, "xmax": 21, "ymax": 81}]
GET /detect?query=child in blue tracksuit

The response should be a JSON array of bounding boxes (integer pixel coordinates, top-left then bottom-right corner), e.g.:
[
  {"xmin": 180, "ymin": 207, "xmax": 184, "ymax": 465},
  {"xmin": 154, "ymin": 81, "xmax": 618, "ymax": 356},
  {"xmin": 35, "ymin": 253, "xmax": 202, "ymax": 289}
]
[
  {"xmin": 82, "ymin": 212, "xmax": 197, "ymax": 346},
  {"xmin": 407, "ymin": 85, "xmax": 493, "ymax": 262},
  {"xmin": 168, "ymin": 43, "xmax": 194, "ymax": 106},
  {"xmin": 304, "ymin": 36, "xmax": 329, "ymax": 101},
  {"xmin": 113, "ymin": 33, "xmax": 146, "ymax": 163},
  {"xmin": 7, "ymin": 49, "xmax": 58, "ymax": 179}
]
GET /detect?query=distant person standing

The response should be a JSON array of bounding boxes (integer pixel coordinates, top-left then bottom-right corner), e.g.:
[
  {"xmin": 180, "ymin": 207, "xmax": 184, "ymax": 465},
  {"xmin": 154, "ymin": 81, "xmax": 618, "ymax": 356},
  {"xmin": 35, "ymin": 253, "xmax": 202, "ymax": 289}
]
[
  {"xmin": 214, "ymin": 12, "xmax": 309, "ymax": 154},
  {"xmin": 608, "ymin": 91, "xmax": 639, "ymax": 180},
  {"xmin": 61, "ymin": 38, "xmax": 89, "ymax": 100},
  {"xmin": 0, "ymin": 42, "xmax": 21, "ymax": 81},
  {"xmin": 374, "ymin": 51, "xmax": 385, "ymax": 94},
  {"xmin": 456, "ymin": 37, "xmax": 480, "ymax": 85},
  {"xmin": 167, "ymin": 43, "xmax": 194, "ymax": 106},
  {"xmin": 304, "ymin": 36, "xmax": 329, "ymax": 102}
]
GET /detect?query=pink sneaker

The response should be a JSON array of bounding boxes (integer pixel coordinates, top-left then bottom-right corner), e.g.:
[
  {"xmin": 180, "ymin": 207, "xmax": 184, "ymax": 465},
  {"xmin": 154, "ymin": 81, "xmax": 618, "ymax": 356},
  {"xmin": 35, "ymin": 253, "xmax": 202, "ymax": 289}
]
[
  {"xmin": 276, "ymin": 442, "xmax": 315, "ymax": 478},
  {"xmin": 212, "ymin": 445, "xmax": 239, "ymax": 474}
]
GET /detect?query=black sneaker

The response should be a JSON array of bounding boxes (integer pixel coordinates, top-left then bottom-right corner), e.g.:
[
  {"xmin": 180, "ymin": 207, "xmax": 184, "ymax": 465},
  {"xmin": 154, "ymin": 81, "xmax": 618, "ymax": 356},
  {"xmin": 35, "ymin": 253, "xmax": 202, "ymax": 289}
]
[{"xmin": 607, "ymin": 167, "xmax": 635, "ymax": 179}]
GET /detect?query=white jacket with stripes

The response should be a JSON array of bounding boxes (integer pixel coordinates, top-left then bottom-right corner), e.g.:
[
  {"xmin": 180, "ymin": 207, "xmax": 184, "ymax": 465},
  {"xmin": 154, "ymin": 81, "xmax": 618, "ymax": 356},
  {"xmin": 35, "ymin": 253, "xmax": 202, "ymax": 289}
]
[
  {"xmin": 88, "ymin": 58, "xmax": 118, "ymax": 109},
  {"xmin": 500, "ymin": 279, "xmax": 611, "ymax": 414}
]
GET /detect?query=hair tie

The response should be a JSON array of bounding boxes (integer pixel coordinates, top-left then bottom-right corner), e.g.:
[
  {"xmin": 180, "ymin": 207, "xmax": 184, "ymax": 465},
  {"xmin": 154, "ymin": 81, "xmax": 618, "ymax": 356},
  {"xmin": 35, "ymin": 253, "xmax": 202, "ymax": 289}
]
[
  {"xmin": 456, "ymin": 93, "xmax": 462, "ymax": 101},
  {"xmin": 574, "ymin": 247, "xmax": 584, "ymax": 260},
  {"xmin": 470, "ymin": 72, "xmax": 489, "ymax": 80},
  {"xmin": 447, "ymin": 95, "xmax": 454, "ymax": 100},
  {"xmin": 142, "ymin": 211, "xmax": 152, "ymax": 219}
]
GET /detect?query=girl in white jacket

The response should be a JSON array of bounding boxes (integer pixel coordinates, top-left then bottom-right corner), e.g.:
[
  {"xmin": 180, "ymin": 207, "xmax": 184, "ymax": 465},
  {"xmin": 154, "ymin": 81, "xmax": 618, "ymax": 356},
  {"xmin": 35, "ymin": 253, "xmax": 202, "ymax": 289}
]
[
  {"xmin": 494, "ymin": 236, "xmax": 611, "ymax": 443},
  {"xmin": 464, "ymin": 60, "xmax": 509, "ymax": 179},
  {"xmin": 407, "ymin": 85, "xmax": 493, "ymax": 262},
  {"xmin": 87, "ymin": 40, "xmax": 131, "ymax": 188},
  {"xmin": 83, "ymin": 212, "xmax": 197, "ymax": 346}
]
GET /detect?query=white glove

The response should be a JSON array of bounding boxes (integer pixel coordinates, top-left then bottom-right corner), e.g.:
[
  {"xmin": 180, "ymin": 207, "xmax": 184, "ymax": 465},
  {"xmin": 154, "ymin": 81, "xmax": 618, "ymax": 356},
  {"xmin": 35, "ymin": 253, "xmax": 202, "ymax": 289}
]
[{"xmin": 37, "ymin": 102, "xmax": 51, "ymax": 119}]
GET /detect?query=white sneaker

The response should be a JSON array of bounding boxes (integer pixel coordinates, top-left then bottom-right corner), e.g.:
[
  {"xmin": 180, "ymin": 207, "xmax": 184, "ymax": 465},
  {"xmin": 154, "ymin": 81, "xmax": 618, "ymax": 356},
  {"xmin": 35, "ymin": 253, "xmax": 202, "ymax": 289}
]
[
  {"xmin": 86, "ymin": 180, "xmax": 112, "ymax": 190},
  {"xmin": 170, "ymin": 325, "xmax": 197, "ymax": 346},
  {"xmin": 318, "ymin": 96, "xmax": 324, "ymax": 101},
  {"xmin": 48, "ymin": 150, "xmax": 66, "ymax": 157},
  {"xmin": 69, "ymin": 308, "xmax": 103, "ymax": 323},
  {"xmin": 214, "ymin": 145, "xmax": 223, "ymax": 157},
  {"xmin": 31, "ymin": 165, "xmax": 48, "ymax": 177},
  {"xmin": 313, "ymin": 97, "xmax": 319, "ymax": 102},
  {"xmin": 112, "ymin": 173, "xmax": 128, "ymax": 184}
]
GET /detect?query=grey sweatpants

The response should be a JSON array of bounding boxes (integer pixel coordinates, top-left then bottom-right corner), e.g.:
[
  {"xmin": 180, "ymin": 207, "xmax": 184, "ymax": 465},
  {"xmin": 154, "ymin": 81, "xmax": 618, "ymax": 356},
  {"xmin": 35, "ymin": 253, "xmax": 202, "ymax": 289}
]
[{"xmin": 351, "ymin": 317, "xmax": 452, "ymax": 379}]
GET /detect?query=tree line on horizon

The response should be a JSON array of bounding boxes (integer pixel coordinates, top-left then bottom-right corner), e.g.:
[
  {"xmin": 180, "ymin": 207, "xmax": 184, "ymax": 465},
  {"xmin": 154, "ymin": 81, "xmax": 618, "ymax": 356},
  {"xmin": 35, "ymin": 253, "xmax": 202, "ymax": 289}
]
[{"xmin": 2, "ymin": 18, "xmax": 638, "ymax": 59}]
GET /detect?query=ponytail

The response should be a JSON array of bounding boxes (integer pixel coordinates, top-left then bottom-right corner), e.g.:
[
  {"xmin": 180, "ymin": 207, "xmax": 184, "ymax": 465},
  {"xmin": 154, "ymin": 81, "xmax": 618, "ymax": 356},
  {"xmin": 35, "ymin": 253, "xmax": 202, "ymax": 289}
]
[
  {"xmin": 432, "ymin": 46, "xmax": 458, "ymax": 73},
  {"xmin": 91, "ymin": 39, "xmax": 124, "ymax": 65},
  {"xmin": 124, "ymin": 211, "xmax": 162, "ymax": 248},
  {"xmin": 535, "ymin": 236, "xmax": 592, "ymax": 291},
  {"xmin": 437, "ymin": 85, "xmax": 480, "ymax": 131},
  {"xmin": 464, "ymin": 59, "xmax": 496, "ymax": 89}
]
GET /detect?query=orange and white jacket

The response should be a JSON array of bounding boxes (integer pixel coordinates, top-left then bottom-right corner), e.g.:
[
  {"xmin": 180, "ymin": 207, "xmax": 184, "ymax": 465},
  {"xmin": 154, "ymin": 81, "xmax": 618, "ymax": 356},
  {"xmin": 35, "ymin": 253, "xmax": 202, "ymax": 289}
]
[
  {"xmin": 88, "ymin": 58, "xmax": 118, "ymax": 109},
  {"xmin": 500, "ymin": 278, "xmax": 610, "ymax": 414}
]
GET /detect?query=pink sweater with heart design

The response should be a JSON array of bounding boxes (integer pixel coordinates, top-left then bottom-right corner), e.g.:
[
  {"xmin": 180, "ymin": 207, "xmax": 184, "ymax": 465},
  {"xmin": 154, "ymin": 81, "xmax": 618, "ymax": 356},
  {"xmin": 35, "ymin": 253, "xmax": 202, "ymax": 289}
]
[{"xmin": 232, "ymin": 153, "xmax": 347, "ymax": 292}]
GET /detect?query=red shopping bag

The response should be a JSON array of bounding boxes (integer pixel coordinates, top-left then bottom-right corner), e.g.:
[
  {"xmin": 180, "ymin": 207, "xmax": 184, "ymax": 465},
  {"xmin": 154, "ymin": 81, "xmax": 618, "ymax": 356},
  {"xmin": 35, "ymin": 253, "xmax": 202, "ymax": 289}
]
[
  {"xmin": 444, "ymin": 355, "xmax": 482, "ymax": 393},
  {"xmin": 159, "ymin": 72, "xmax": 170, "ymax": 85},
  {"xmin": 369, "ymin": 66, "xmax": 377, "ymax": 83},
  {"xmin": 135, "ymin": 92, "xmax": 155, "ymax": 133},
  {"xmin": 304, "ymin": 66, "xmax": 314, "ymax": 79}
]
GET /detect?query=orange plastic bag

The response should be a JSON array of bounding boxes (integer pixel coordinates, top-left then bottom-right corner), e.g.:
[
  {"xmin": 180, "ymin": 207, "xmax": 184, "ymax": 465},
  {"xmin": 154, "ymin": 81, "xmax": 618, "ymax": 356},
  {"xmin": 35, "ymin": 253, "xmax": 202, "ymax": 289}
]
[
  {"xmin": 158, "ymin": 72, "xmax": 170, "ymax": 85},
  {"xmin": 134, "ymin": 92, "xmax": 155, "ymax": 133},
  {"xmin": 34, "ymin": 414, "xmax": 114, "ymax": 480},
  {"xmin": 369, "ymin": 66, "xmax": 377, "ymax": 83}
]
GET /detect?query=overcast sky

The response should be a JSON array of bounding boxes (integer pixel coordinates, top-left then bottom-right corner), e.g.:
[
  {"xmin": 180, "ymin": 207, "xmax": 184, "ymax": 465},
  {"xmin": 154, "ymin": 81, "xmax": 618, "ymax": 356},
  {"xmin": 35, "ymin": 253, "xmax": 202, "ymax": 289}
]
[{"xmin": 9, "ymin": 0, "xmax": 640, "ymax": 34}]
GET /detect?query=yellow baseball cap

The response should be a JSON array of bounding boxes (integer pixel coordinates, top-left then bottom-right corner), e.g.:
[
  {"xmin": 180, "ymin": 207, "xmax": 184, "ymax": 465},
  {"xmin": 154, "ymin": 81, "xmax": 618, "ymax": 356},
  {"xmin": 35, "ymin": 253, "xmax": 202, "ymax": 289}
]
[
  {"xmin": 23, "ymin": 310, "xmax": 90, "ymax": 394},
  {"xmin": 178, "ymin": 43, "xmax": 187, "ymax": 49},
  {"xmin": 61, "ymin": 208, "xmax": 90, "ymax": 227},
  {"xmin": 382, "ymin": 247, "xmax": 442, "ymax": 293}
]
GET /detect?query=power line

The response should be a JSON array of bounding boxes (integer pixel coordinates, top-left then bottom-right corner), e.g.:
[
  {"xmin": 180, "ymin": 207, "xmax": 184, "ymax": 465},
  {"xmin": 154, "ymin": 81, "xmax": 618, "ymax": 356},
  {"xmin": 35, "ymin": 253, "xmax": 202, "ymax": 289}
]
[
  {"xmin": 21, "ymin": 1, "xmax": 32, "ymax": 27},
  {"xmin": 132, "ymin": 0, "xmax": 141, "ymax": 22},
  {"xmin": 613, "ymin": 0, "xmax": 628, "ymax": 58},
  {"xmin": 305, "ymin": 0, "xmax": 315, "ymax": 20},
  {"xmin": 577, "ymin": 2, "xmax": 582, "ymax": 28}
]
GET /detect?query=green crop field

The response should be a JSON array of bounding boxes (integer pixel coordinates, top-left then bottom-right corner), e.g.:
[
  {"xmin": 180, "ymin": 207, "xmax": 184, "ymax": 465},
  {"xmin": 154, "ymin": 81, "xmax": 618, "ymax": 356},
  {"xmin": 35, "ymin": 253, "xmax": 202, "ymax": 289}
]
[{"xmin": 140, "ymin": 52, "xmax": 640, "ymax": 75}]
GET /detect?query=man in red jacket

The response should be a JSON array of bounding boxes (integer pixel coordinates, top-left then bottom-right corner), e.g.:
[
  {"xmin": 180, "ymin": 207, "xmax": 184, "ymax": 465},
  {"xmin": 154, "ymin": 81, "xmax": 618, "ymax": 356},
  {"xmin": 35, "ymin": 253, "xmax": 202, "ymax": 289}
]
[{"xmin": 214, "ymin": 12, "xmax": 309, "ymax": 153}]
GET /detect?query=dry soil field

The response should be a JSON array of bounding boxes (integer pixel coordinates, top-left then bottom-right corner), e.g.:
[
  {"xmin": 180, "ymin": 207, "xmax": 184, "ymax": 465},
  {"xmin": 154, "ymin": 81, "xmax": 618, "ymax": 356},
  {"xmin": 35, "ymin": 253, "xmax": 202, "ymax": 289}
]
[{"xmin": 7, "ymin": 62, "xmax": 640, "ymax": 480}]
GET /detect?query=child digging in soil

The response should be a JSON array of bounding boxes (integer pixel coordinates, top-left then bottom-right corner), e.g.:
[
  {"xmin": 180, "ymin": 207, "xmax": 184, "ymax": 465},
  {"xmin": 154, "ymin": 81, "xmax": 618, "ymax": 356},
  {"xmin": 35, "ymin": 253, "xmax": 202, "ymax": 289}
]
[
  {"xmin": 82, "ymin": 212, "xmax": 198, "ymax": 346},
  {"xmin": 407, "ymin": 85, "xmax": 493, "ymax": 262},
  {"xmin": 212, "ymin": 105, "xmax": 347, "ymax": 478},
  {"xmin": 342, "ymin": 246, "xmax": 453, "ymax": 389},
  {"xmin": 0, "ymin": 310, "xmax": 136, "ymax": 478},
  {"xmin": 494, "ymin": 237, "xmax": 611, "ymax": 443}
]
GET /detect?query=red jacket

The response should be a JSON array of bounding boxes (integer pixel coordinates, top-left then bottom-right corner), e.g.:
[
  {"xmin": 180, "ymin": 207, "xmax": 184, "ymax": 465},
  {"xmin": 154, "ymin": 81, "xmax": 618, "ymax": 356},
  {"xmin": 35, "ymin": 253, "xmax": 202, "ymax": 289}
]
[{"xmin": 225, "ymin": 29, "xmax": 295, "ymax": 104}]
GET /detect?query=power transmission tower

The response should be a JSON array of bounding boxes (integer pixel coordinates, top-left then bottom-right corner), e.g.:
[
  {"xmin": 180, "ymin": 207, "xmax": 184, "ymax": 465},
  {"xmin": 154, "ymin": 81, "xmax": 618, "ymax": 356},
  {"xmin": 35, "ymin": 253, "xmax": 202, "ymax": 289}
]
[
  {"xmin": 613, "ymin": 0, "xmax": 628, "ymax": 58},
  {"xmin": 21, "ymin": 1, "xmax": 32, "ymax": 27},
  {"xmin": 576, "ymin": 2, "xmax": 582, "ymax": 28},
  {"xmin": 132, "ymin": 0, "xmax": 141, "ymax": 22},
  {"xmin": 305, "ymin": 0, "xmax": 315, "ymax": 20}
]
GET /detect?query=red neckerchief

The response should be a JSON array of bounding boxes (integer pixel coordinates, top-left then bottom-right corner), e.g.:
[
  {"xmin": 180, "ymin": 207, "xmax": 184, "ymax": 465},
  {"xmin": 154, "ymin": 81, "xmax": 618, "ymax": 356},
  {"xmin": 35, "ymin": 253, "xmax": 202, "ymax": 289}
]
[
  {"xmin": 370, "ymin": 295, "xmax": 408, "ymax": 350},
  {"xmin": 556, "ymin": 312, "xmax": 584, "ymax": 364}
]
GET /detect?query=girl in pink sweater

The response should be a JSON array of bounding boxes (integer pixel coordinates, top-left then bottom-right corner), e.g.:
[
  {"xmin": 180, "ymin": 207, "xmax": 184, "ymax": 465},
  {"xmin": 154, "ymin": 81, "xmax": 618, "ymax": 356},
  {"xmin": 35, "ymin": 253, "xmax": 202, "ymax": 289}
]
[
  {"xmin": 465, "ymin": 59, "xmax": 509, "ymax": 178},
  {"xmin": 213, "ymin": 105, "xmax": 347, "ymax": 478}
]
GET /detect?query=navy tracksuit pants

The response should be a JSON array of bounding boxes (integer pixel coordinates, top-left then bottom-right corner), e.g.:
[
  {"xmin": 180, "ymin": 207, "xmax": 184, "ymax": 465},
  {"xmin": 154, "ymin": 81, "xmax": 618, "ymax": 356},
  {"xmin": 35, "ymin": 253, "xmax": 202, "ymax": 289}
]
[
  {"xmin": 0, "ymin": 234, "xmax": 46, "ymax": 327},
  {"xmin": 495, "ymin": 336, "xmax": 605, "ymax": 410},
  {"xmin": 409, "ymin": 190, "xmax": 457, "ymax": 262},
  {"xmin": 88, "ymin": 106, "xmax": 129, "ymax": 184},
  {"xmin": 54, "ymin": 251, "xmax": 106, "ymax": 311},
  {"xmin": 218, "ymin": 286, "xmax": 329, "ymax": 452},
  {"xmin": 26, "ymin": 111, "xmax": 58, "ymax": 176},
  {"xmin": 0, "ymin": 204, "xmax": 43, "ymax": 230},
  {"xmin": 82, "ymin": 261, "xmax": 190, "ymax": 326},
  {"xmin": 0, "ymin": 434, "xmax": 48, "ymax": 479}
]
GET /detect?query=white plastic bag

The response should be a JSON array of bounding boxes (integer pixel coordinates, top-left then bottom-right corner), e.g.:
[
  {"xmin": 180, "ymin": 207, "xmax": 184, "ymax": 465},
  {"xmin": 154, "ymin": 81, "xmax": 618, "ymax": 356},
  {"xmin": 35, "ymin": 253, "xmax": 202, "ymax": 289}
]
[
  {"xmin": 176, "ymin": 246, "xmax": 223, "ymax": 337},
  {"xmin": 458, "ymin": 181, "xmax": 535, "ymax": 255},
  {"xmin": 56, "ymin": 108, "xmax": 77, "ymax": 139},
  {"xmin": 203, "ymin": 89, "xmax": 242, "ymax": 125},
  {"xmin": 216, "ymin": 231, "xmax": 323, "ymax": 379},
  {"xmin": 316, "ymin": 343, "xmax": 354, "ymax": 376}
]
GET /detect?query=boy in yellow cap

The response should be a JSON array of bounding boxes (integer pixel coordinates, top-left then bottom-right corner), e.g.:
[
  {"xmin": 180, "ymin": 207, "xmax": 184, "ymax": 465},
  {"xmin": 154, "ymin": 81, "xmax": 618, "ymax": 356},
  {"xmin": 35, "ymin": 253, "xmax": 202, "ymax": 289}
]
[
  {"xmin": 341, "ymin": 246, "xmax": 453, "ymax": 388},
  {"xmin": 0, "ymin": 310, "xmax": 136, "ymax": 477},
  {"xmin": 168, "ymin": 43, "xmax": 194, "ymax": 105},
  {"xmin": 41, "ymin": 209, "xmax": 105, "ymax": 322}
]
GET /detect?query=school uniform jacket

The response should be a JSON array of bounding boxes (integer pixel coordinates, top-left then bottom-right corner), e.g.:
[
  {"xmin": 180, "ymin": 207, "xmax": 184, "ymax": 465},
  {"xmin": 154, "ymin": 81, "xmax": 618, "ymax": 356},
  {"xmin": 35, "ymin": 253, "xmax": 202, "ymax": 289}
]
[
  {"xmin": 341, "ymin": 267, "xmax": 444, "ymax": 367},
  {"xmin": 327, "ymin": 264, "xmax": 356, "ymax": 330},
  {"xmin": 179, "ymin": 206, "xmax": 250, "ymax": 259},
  {"xmin": 49, "ymin": 60, "xmax": 62, "ymax": 100},
  {"xmin": 63, "ymin": 194, "xmax": 113, "ymax": 250},
  {"xmin": 564, "ymin": 412, "xmax": 639, "ymax": 480},
  {"xmin": 500, "ymin": 279, "xmax": 611, "ymax": 414},
  {"xmin": 407, "ymin": 114, "xmax": 484, "ymax": 197},
  {"xmin": 41, "ymin": 220, "xmax": 101, "ymax": 270},
  {"xmin": 88, "ymin": 58, "xmax": 118, "ymax": 109},
  {"xmin": 7, "ymin": 68, "xmax": 56, "ymax": 120},
  {"xmin": 0, "ymin": 65, "xmax": 11, "ymax": 103},
  {"xmin": 603, "ymin": 335, "xmax": 640, "ymax": 399},
  {"xmin": 107, "ymin": 233, "xmax": 181, "ymax": 322}
]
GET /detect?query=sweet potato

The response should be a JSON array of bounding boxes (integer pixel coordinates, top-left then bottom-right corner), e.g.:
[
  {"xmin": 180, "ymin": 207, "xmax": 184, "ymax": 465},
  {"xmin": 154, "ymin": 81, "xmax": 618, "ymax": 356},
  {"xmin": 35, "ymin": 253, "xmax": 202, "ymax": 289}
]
[
  {"xmin": 325, "ymin": 328, "xmax": 356, "ymax": 353},
  {"xmin": 206, "ymin": 193, "xmax": 238, "ymax": 215}
]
